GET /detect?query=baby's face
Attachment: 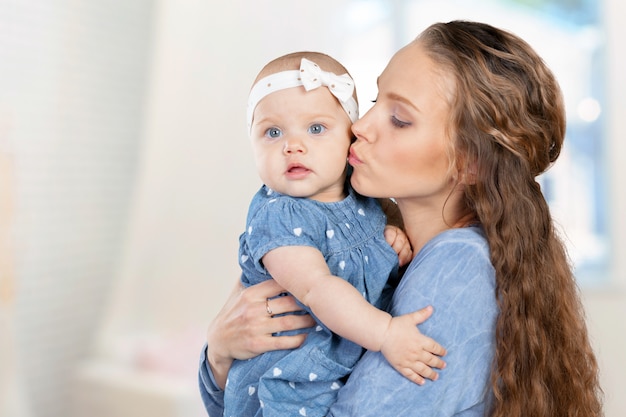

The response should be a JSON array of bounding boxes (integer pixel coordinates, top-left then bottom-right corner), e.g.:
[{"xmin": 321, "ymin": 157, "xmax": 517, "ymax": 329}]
[{"xmin": 250, "ymin": 86, "xmax": 353, "ymax": 202}]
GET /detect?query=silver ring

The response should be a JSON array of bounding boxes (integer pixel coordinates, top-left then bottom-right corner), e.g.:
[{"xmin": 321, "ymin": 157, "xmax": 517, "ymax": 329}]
[{"xmin": 265, "ymin": 298, "xmax": 273, "ymax": 316}]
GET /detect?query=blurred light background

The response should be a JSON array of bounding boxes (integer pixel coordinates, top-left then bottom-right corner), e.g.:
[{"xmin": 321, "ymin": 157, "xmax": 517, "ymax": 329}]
[{"xmin": 0, "ymin": 0, "xmax": 624, "ymax": 416}]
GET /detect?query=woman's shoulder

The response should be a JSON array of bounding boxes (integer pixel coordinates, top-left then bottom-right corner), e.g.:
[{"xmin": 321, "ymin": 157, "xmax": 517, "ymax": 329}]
[
  {"xmin": 332, "ymin": 228, "xmax": 497, "ymax": 417},
  {"xmin": 393, "ymin": 226, "xmax": 494, "ymax": 314},
  {"xmin": 416, "ymin": 226, "xmax": 490, "ymax": 266},
  {"xmin": 429, "ymin": 225, "xmax": 488, "ymax": 247}
]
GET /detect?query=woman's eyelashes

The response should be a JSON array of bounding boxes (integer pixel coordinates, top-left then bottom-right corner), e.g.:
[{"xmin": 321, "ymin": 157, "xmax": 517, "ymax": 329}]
[
  {"xmin": 391, "ymin": 115, "xmax": 411, "ymax": 128},
  {"xmin": 370, "ymin": 98, "xmax": 410, "ymax": 128}
]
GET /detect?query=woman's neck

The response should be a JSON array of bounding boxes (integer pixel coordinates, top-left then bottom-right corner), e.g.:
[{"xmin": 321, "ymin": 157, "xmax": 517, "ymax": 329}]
[
  {"xmin": 397, "ymin": 194, "xmax": 474, "ymax": 256},
  {"xmin": 399, "ymin": 209, "xmax": 451, "ymax": 256}
]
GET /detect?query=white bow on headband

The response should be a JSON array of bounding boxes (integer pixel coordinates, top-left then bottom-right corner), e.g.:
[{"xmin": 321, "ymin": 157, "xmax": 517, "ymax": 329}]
[
  {"xmin": 246, "ymin": 58, "xmax": 359, "ymax": 133},
  {"xmin": 299, "ymin": 58, "xmax": 356, "ymax": 107}
]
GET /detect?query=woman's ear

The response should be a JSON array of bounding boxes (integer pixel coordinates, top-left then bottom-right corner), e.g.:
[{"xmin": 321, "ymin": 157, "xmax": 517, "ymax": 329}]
[{"xmin": 459, "ymin": 161, "xmax": 477, "ymax": 185}]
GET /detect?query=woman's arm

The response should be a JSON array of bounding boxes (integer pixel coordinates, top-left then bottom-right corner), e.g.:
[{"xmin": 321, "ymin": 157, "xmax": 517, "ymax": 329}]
[
  {"xmin": 205, "ymin": 279, "xmax": 316, "ymax": 388},
  {"xmin": 199, "ymin": 279, "xmax": 315, "ymax": 416}
]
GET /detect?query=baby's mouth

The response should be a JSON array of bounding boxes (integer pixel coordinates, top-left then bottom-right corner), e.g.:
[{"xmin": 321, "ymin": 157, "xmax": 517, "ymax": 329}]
[
  {"xmin": 286, "ymin": 163, "xmax": 311, "ymax": 178},
  {"xmin": 287, "ymin": 163, "xmax": 309, "ymax": 173}
]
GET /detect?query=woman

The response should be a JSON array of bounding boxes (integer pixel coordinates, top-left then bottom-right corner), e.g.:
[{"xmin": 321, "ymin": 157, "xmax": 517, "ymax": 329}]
[{"xmin": 200, "ymin": 20, "xmax": 602, "ymax": 416}]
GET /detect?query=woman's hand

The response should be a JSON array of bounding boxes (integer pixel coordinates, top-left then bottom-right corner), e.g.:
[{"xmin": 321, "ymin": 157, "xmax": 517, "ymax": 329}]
[{"xmin": 206, "ymin": 279, "xmax": 316, "ymax": 389}]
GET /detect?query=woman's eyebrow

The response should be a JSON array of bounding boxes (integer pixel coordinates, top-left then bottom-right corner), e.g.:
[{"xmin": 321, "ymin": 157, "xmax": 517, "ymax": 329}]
[
  {"xmin": 376, "ymin": 77, "xmax": 420, "ymax": 112},
  {"xmin": 376, "ymin": 76, "xmax": 420, "ymax": 112},
  {"xmin": 388, "ymin": 92, "xmax": 419, "ymax": 112}
]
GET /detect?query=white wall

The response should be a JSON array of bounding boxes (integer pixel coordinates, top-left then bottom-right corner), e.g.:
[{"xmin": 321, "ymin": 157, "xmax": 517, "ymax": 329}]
[{"xmin": 0, "ymin": 2, "xmax": 154, "ymax": 417}]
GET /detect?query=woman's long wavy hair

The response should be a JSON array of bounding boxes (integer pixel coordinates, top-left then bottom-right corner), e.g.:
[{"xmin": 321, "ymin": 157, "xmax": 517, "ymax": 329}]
[{"xmin": 418, "ymin": 21, "xmax": 602, "ymax": 417}]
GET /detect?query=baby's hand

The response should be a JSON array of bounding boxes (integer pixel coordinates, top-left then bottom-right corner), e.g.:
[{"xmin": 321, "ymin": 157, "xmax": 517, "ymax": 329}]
[
  {"xmin": 380, "ymin": 306, "xmax": 447, "ymax": 385},
  {"xmin": 384, "ymin": 225, "xmax": 412, "ymax": 267}
]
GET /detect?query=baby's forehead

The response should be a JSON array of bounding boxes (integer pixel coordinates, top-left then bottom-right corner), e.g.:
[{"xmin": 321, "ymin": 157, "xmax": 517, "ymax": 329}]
[{"xmin": 255, "ymin": 85, "xmax": 344, "ymax": 113}]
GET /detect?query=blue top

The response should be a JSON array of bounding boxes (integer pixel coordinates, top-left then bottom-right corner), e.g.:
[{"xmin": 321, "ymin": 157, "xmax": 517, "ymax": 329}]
[
  {"xmin": 199, "ymin": 226, "xmax": 497, "ymax": 417},
  {"xmin": 223, "ymin": 185, "xmax": 399, "ymax": 417}
]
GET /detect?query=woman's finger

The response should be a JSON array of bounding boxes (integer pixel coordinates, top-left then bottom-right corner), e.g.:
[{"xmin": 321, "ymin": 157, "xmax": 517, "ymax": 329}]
[
  {"xmin": 266, "ymin": 333, "xmax": 309, "ymax": 351},
  {"xmin": 268, "ymin": 313, "xmax": 316, "ymax": 334},
  {"xmin": 265, "ymin": 292, "xmax": 306, "ymax": 316}
]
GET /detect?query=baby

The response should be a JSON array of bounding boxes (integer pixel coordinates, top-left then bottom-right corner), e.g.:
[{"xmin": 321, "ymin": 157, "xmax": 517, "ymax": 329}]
[{"xmin": 223, "ymin": 51, "xmax": 445, "ymax": 417}]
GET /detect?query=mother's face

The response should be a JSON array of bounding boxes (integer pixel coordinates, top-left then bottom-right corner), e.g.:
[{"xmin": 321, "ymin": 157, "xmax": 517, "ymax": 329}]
[{"xmin": 348, "ymin": 41, "xmax": 457, "ymax": 205}]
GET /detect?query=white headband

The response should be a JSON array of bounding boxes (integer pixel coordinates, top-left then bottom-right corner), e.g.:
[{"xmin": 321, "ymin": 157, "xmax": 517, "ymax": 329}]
[{"xmin": 246, "ymin": 58, "xmax": 359, "ymax": 134}]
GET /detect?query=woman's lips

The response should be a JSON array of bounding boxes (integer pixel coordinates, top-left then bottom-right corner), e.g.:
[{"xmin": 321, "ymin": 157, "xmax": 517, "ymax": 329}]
[{"xmin": 348, "ymin": 149, "xmax": 363, "ymax": 165}]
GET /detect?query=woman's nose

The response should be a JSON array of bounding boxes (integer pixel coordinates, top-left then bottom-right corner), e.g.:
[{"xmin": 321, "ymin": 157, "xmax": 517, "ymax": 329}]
[{"xmin": 351, "ymin": 111, "xmax": 371, "ymax": 142}]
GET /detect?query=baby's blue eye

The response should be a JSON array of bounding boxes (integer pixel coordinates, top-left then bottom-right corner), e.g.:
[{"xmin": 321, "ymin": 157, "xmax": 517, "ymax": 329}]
[
  {"xmin": 266, "ymin": 127, "xmax": 282, "ymax": 138},
  {"xmin": 308, "ymin": 123, "xmax": 326, "ymax": 135}
]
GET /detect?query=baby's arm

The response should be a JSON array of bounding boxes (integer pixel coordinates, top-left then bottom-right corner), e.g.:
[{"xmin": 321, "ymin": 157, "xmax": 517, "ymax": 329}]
[
  {"xmin": 262, "ymin": 245, "xmax": 446, "ymax": 385},
  {"xmin": 384, "ymin": 225, "xmax": 412, "ymax": 267}
]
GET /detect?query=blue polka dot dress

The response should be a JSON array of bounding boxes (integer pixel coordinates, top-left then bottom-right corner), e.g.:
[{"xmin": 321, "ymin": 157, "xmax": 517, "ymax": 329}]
[{"xmin": 223, "ymin": 184, "xmax": 399, "ymax": 417}]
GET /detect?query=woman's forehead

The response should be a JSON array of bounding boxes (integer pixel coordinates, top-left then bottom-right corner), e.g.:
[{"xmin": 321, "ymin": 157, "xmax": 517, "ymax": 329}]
[{"xmin": 379, "ymin": 42, "xmax": 454, "ymax": 109}]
